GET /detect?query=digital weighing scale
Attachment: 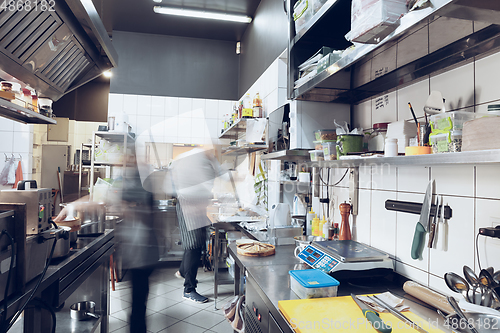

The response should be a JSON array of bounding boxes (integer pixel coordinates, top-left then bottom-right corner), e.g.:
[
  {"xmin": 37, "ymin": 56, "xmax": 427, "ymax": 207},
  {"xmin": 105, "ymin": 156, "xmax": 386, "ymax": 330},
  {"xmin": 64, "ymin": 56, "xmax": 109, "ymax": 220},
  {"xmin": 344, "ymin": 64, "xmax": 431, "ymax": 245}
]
[{"xmin": 296, "ymin": 240, "xmax": 394, "ymax": 273}]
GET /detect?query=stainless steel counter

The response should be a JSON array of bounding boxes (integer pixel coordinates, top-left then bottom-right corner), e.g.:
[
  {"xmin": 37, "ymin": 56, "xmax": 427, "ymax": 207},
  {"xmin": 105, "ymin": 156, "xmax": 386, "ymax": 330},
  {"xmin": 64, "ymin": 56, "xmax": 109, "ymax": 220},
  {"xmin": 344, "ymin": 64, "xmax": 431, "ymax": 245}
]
[
  {"xmin": 6, "ymin": 230, "xmax": 114, "ymax": 333},
  {"xmin": 228, "ymin": 243, "xmax": 453, "ymax": 333}
]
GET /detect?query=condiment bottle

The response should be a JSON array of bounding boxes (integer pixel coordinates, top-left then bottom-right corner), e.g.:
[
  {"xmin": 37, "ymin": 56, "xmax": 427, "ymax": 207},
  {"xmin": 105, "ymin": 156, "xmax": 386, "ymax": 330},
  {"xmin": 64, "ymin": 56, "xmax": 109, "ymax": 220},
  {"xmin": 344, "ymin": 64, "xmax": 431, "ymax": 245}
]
[
  {"xmin": 339, "ymin": 202, "xmax": 352, "ymax": 240},
  {"xmin": 322, "ymin": 219, "xmax": 330, "ymax": 239},
  {"xmin": 242, "ymin": 94, "xmax": 253, "ymax": 118},
  {"xmin": 31, "ymin": 93, "xmax": 38, "ymax": 113},
  {"xmin": 252, "ymin": 93, "xmax": 263, "ymax": 118},
  {"xmin": 21, "ymin": 88, "xmax": 32, "ymax": 110},
  {"xmin": 333, "ymin": 223, "xmax": 339, "ymax": 240},
  {"xmin": 306, "ymin": 208, "xmax": 315, "ymax": 236},
  {"xmin": 318, "ymin": 218, "xmax": 325, "ymax": 237},
  {"xmin": 312, "ymin": 214, "xmax": 319, "ymax": 236}
]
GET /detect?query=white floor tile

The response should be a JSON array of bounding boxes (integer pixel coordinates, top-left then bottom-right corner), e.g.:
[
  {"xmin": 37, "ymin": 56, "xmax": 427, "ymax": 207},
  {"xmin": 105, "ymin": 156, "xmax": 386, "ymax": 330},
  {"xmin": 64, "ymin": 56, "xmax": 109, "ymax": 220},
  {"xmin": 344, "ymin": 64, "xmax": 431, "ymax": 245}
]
[
  {"xmin": 210, "ymin": 317, "xmax": 237, "ymax": 333},
  {"xmin": 109, "ymin": 316, "xmax": 128, "ymax": 332},
  {"xmin": 159, "ymin": 302, "xmax": 202, "ymax": 320},
  {"xmin": 183, "ymin": 309, "xmax": 225, "ymax": 330},
  {"xmin": 159, "ymin": 321, "xmax": 206, "ymax": 333},
  {"xmin": 146, "ymin": 295, "xmax": 178, "ymax": 312},
  {"xmin": 146, "ymin": 312, "xmax": 180, "ymax": 333}
]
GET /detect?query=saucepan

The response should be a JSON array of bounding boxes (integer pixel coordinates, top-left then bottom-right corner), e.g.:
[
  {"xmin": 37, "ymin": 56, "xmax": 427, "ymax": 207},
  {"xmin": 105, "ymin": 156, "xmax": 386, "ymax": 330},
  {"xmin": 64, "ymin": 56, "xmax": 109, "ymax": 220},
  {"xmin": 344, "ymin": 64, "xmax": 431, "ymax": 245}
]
[{"xmin": 69, "ymin": 301, "xmax": 100, "ymax": 320}]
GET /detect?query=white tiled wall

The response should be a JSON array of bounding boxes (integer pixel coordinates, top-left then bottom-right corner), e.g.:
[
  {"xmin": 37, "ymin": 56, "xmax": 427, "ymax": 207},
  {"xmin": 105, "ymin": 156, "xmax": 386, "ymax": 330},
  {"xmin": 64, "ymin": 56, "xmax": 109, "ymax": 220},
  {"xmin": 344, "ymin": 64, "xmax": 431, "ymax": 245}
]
[
  {"xmin": 0, "ymin": 119, "xmax": 33, "ymax": 189},
  {"xmin": 108, "ymin": 93, "xmax": 234, "ymax": 146},
  {"xmin": 346, "ymin": 49, "xmax": 500, "ymax": 294}
]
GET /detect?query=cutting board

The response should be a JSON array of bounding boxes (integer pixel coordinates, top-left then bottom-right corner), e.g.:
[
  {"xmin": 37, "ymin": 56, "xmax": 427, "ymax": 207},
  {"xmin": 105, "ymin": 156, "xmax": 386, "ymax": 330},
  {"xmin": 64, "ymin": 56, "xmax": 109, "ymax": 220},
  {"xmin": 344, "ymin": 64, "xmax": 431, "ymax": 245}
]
[{"xmin": 278, "ymin": 295, "xmax": 445, "ymax": 332}]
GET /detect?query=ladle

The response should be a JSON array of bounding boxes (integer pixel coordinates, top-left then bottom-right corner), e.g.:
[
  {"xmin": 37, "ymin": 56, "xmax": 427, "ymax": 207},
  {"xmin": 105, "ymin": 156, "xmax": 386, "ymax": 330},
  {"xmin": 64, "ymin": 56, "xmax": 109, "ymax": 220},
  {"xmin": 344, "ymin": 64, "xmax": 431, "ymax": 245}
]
[
  {"xmin": 446, "ymin": 296, "xmax": 479, "ymax": 333},
  {"xmin": 463, "ymin": 266, "xmax": 483, "ymax": 305},
  {"xmin": 445, "ymin": 272, "xmax": 472, "ymax": 303}
]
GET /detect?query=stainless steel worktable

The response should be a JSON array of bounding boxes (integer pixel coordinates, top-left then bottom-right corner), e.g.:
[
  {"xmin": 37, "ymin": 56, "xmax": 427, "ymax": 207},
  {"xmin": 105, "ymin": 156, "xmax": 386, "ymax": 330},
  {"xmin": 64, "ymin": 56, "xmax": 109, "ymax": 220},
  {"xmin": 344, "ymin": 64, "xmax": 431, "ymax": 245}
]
[{"xmin": 228, "ymin": 243, "xmax": 453, "ymax": 333}]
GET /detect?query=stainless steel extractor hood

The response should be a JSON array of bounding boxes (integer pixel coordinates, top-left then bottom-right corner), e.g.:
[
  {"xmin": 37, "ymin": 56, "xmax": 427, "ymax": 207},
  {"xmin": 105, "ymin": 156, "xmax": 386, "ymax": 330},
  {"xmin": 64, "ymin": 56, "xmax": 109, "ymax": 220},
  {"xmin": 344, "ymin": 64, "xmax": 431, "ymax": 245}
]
[{"xmin": 0, "ymin": 0, "xmax": 118, "ymax": 101}]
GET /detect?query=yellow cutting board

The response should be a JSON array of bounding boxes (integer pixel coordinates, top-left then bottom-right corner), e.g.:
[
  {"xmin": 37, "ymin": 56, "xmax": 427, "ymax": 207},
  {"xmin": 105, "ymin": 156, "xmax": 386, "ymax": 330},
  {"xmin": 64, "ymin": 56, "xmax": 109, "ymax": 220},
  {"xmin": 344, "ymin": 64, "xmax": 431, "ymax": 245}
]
[{"xmin": 278, "ymin": 295, "xmax": 445, "ymax": 333}]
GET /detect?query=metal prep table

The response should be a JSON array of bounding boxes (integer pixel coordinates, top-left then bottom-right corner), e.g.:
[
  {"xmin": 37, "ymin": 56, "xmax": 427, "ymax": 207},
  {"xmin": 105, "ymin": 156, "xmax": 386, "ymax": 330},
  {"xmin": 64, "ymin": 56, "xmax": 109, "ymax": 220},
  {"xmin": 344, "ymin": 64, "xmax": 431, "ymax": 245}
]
[
  {"xmin": 6, "ymin": 230, "xmax": 114, "ymax": 333},
  {"xmin": 229, "ymin": 243, "xmax": 454, "ymax": 333}
]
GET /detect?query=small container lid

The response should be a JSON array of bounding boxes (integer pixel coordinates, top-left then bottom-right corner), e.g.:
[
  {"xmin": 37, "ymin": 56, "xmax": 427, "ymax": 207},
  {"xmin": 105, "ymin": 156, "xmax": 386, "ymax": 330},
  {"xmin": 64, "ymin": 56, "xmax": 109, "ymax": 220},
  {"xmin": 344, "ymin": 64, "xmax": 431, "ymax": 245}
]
[
  {"xmin": 289, "ymin": 269, "xmax": 340, "ymax": 288},
  {"xmin": 309, "ymin": 149, "xmax": 324, "ymax": 154},
  {"xmin": 385, "ymin": 138, "xmax": 398, "ymax": 143}
]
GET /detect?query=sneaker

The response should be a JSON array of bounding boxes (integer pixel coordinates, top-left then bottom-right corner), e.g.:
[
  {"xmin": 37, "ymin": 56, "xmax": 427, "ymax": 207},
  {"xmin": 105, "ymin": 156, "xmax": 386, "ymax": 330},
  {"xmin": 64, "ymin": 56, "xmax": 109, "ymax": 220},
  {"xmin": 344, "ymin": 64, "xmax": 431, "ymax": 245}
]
[
  {"xmin": 183, "ymin": 291, "xmax": 208, "ymax": 304},
  {"xmin": 174, "ymin": 271, "xmax": 198, "ymax": 284}
]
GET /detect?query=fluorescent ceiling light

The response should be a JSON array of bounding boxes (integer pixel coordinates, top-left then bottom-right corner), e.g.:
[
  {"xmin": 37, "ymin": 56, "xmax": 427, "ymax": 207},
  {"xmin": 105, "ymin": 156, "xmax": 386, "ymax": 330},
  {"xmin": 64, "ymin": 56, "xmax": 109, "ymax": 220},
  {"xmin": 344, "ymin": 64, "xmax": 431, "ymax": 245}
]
[
  {"xmin": 152, "ymin": 0, "xmax": 162, "ymax": 2},
  {"xmin": 153, "ymin": 6, "xmax": 252, "ymax": 23}
]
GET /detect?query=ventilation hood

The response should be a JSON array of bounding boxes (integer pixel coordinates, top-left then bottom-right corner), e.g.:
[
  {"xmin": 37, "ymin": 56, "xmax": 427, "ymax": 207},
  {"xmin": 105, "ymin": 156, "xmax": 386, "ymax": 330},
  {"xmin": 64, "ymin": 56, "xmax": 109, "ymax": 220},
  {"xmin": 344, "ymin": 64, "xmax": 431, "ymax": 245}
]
[{"xmin": 0, "ymin": 0, "xmax": 118, "ymax": 101}]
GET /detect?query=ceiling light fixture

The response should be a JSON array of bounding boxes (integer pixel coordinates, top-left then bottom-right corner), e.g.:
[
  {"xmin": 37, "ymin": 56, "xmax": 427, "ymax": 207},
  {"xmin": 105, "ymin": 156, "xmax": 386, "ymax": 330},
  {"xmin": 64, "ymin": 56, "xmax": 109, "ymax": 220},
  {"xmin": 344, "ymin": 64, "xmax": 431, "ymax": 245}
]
[
  {"xmin": 153, "ymin": 6, "xmax": 252, "ymax": 23},
  {"xmin": 152, "ymin": 0, "xmax": 162, "ymax": 3},
  {"xmin": 102, "ymin": 70, "xmax": 112, "ymax": 78}
]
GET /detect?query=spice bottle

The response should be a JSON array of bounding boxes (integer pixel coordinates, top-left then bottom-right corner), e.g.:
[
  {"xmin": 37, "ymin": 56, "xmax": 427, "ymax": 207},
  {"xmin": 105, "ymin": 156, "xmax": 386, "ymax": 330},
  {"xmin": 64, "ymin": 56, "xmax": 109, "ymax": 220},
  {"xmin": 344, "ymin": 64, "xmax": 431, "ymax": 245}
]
[
  {"xmin": 31, "ymin": 93, "xmax": 38, "ymax": 113},
  {"xmin": 253, "ymin": 93, "xmax": 263, "ymax": 118},
  {"xmin": 21, "ymin": 89, "xmax": 32, "ymax": 110}
]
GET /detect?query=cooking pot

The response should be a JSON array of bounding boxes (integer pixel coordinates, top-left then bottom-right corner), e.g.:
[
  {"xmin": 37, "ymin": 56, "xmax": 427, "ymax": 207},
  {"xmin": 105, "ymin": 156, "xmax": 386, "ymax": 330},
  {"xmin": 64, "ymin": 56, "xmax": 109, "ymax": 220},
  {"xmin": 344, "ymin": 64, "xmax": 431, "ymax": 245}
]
[
  {"xmin": 105, "ymin": 215, "xmax": 121, "ymax": 230},
  {"xmin": 49, "ymin": 226, "xmax": 71, "ymax": 259},
  {"xmin": 69, "ymin": 301, "xmax": 100, "ymax": 320},
  {"xmin": 60, "ymin": 203, "xmax": 105, "ymax": 224}
]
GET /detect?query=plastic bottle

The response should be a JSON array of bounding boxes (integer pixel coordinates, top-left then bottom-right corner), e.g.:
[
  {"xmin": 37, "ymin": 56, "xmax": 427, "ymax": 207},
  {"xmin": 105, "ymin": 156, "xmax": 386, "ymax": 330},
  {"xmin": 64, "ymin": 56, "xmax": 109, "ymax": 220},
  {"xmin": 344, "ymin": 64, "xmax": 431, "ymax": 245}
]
[
  {"xmin": 306, "ymin": 208, "xmax": 315, "ymax": 236},
  {"xmin": 242, "ymin": 94, "xmax": 253, "ymax": 118},
  {"xmin": 312, "ymin": 215, "xmax": 319, "ymax": 236},
  {"xmin": 322, "ymin": 220, "xmax": 330, "ymax": 239},
  {"xmin": 384, "ymin": 138, "xmax": 398, "ymax": 157},
  {"xmin": 253, "ymin": 93, "xmax": 263, "ymax": 118},
  {"xmin": 21, "ymin": 88, "xmax": 32, "ymax": 110},
  {"xmin": 318, "ymin": 218, "xmax": 325, "ymax": 238}
]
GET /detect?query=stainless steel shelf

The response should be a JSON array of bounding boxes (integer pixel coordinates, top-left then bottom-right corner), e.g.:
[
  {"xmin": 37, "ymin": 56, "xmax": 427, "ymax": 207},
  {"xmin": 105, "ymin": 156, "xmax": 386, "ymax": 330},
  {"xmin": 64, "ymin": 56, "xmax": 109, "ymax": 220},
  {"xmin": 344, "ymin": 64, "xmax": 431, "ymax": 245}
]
[
  {"xmin": 280, "ymin": 180, "xmax": 310, "ymax": 186},
  {"xmin": 261, "ymin": 150, "xmax": 310, "ymax": 161},
  {"xmin": 0, "ymin": 98, "xmax": 56, "ymax": 124},
  {"xmin": 290, "ymin": 0, "xmax": 500, "ymax": 103},
  {"xmin": 219, "ymin": 118, "xmax": 248, "ymax": 139},
  {"xmin": 222, "ymin": 144, "xmax": 268, "ymax": 156},
  {"xmin": 303, "ymin": 149, "xmax": 500, "ymax": 168},
  {"xmin": 94, "ymin": 131, "xmax": 135, "ymax": 143}
]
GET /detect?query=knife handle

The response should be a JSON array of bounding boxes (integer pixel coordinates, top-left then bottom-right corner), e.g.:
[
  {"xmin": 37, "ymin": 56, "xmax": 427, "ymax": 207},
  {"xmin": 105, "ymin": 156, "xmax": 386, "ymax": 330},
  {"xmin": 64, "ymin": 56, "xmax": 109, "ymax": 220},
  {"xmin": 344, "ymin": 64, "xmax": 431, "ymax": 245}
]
[
  {"xmin": 411, "ymin": 222, "xmax": 426, "ymax": 259},
  {"xmin": 427, "ymin": 221, "xmax": 437, "ymax": 248},
  {"xmin": 362, "ymin": 309, "xmax": 392, "ymax": 333}
]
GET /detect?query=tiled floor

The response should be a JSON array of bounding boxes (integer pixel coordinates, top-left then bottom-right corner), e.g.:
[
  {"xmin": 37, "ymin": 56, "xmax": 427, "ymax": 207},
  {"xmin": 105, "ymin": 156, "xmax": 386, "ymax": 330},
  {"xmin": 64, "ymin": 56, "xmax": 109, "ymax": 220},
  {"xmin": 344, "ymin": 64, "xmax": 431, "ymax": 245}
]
[{"xmin": 109, "ymin": 266, "xmax": 236, "ymax": 333}]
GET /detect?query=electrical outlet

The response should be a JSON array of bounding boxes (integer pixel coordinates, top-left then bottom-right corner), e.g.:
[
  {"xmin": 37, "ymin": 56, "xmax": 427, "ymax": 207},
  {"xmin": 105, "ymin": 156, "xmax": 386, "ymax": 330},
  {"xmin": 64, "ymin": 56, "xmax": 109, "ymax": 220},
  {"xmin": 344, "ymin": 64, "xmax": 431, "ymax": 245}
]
[{"xmin": 491, "ymin": 216, "xmax": 500, "ymax": 228}]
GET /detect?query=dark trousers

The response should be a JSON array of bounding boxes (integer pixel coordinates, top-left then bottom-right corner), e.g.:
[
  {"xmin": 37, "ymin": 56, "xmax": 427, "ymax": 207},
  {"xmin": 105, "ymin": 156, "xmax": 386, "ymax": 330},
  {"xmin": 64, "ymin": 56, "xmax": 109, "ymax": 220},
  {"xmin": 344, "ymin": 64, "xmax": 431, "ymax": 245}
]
[
  {"xmin": 130, "ymin": 267, "xmax": 154, "ymax": 333},
  {"xmin": 179, "ymin": 247, "xmax": 202, "ymax": 293}
]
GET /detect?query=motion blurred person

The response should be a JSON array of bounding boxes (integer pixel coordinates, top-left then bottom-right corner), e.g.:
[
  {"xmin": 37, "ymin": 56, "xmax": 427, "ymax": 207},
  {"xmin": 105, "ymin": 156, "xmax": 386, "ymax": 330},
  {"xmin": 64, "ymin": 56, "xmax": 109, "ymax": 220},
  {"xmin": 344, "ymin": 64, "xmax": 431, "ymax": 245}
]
[
  {"xmin": 171, "ymin": 148, "xmax": 220, "ymax": 303},
  {"xmin": 55, "ymin": 154, "xmax": 158, "ymax": 333}
]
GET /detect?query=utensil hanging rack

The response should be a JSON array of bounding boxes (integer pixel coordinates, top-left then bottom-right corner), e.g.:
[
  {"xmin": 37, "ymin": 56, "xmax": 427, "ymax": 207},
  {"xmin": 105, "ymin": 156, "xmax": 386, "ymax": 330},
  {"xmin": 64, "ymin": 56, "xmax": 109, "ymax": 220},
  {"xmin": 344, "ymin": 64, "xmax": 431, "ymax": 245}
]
[
  {"xmin": 4, "ymin": 153, "xmax": 22, "ymax": 162},
  {"xmin": 385, "ymin": 200, "xmax": 452, "ymax": 220}
]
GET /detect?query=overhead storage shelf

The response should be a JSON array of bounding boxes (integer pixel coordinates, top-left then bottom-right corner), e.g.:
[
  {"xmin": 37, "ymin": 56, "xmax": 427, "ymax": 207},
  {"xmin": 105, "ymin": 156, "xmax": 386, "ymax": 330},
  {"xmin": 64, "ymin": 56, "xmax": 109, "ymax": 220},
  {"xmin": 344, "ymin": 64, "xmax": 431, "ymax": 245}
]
[
  {"xmin": 301, "ymin": 149, "xmax": 500, "ymax": 168},
  {"xmin": 0, "ymin": 98, "xmax": 56, "ymax": 124},
  {"xmin": 288, "ymin": 0, "xmax": 500, "ymax": 103},
  {"xmin": 219, "ymin": 118, "xmax": 248, "ymax": 139}
]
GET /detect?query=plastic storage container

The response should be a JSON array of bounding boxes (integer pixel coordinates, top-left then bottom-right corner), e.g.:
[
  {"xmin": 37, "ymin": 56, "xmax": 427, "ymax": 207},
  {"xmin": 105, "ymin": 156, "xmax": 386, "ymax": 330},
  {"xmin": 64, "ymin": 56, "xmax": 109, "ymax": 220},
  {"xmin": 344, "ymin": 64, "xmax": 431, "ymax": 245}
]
[
  {"xmin": 293, "ymin": 0, "xmax": 313, "ymax": 33},
  {"xmin": 430, "ymin": 130, "xmax": 463, "ymax": 153},
  {"xmin": 289, "ymin": 269, "xmax": 340, "ymax": 299},
  {"xmin": 322, "ymin": 141, "xmax": 336, "ymax": 160},
  {"xmin": 430, "ymin": 111, "xmax": 476, "ymax": 132},
  {"xmin": 314, "ymin": 129, "xmax": 337, "ymax": 141},
  {"xmin": 309, "ymin": 149, "xmax": 324, "ymax": 161}
]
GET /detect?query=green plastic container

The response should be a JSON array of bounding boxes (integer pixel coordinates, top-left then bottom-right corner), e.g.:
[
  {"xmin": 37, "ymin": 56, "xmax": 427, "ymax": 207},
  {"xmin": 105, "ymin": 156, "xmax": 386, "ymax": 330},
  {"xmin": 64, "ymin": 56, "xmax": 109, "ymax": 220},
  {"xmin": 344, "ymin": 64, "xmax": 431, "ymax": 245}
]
[{"xmin": 336, "ymin": 134, "xmax": 363, "ymax": 159}]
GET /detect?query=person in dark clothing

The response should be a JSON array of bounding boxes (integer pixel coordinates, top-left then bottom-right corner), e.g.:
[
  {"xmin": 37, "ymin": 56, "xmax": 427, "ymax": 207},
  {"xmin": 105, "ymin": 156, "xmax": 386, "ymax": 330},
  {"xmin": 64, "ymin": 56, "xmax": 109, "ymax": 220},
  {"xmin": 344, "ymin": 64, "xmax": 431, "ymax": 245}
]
[{"xmin": 171, "ymin": 148, "xmax": 220, "ymax": 303}]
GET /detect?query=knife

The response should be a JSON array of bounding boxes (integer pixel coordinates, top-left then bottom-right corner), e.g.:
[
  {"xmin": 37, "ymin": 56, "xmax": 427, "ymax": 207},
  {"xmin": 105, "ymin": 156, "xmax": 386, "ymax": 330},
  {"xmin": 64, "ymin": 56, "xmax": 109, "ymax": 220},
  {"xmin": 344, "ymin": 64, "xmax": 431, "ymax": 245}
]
[
  {"xmin": 427, "ymin": 195, "xmax": 440, "ymax": 248},
  {"xmin": 411, "ymin": 180, "xmax": 433, "ymax": 260},
  {"xmin": 370, "ymin": 295, "xmax": 429, "ymax": 333},
  {"xmin": 351, "ymin": 294, "xmax": 392, "ymax": 333}
]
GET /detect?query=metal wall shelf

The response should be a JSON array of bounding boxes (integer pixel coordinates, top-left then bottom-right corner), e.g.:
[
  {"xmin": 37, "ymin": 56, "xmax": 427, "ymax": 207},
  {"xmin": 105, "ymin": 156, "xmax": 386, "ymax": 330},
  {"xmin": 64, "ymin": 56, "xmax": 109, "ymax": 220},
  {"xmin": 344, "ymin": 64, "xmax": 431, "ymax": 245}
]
[
  {"xmin": 0, "ymin": 98, "xmax": 56, "ymax": 124},
  {"xmin": 301, "ymin": 149, "xmax": 500, "ymax": 168},
  {"xmin": 288, "ymin": 0, "xmax": 500, "ymax": 103},
  {"xmin": 222, "ymin": 144, "xmax": 268, "ymax": 156},
  {"xmin": 261, "ymin": 150, "xmax": 310, "ymax": 161},
  {"xmin": 219, "ymin": 118, "xmax": 248, "ymax": 139}
]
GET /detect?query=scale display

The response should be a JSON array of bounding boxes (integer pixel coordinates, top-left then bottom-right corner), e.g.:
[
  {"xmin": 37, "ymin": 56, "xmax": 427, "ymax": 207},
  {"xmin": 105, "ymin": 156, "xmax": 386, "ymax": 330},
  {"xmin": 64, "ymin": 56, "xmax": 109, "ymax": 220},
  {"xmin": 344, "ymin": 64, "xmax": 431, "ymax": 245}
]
[{"xmin": 297, "ymin": 245, "xmax": 340, "ymax": 273}]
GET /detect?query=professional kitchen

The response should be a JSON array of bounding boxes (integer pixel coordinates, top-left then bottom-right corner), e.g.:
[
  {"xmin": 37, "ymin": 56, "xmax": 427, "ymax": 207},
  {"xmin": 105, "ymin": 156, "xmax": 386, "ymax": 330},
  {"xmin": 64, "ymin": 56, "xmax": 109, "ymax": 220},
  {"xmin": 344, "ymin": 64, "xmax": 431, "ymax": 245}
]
[{"xmin": 0, "ymin": 0, "xmax": 499, "ymax": 332}]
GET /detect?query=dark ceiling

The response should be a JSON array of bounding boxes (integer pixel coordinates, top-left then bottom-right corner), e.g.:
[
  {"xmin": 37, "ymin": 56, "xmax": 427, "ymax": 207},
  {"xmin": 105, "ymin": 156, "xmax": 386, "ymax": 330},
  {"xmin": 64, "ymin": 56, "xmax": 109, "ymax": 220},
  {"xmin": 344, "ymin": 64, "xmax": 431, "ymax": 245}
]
[{"xmin": 106, "ymin": 0, "xmax": 262, "ymax": 41}]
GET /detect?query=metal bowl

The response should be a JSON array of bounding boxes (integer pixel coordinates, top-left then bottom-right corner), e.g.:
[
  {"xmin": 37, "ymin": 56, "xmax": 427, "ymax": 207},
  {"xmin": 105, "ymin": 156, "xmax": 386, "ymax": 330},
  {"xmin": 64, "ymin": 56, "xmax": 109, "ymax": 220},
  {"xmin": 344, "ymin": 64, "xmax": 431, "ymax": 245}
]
[
  {"xmin": 294, "ymin": 235, "xmax": 325, "ymax": 248},
  {"xmin": 445, "ymin": 312, "xmax": 500, "ymax": 333}
]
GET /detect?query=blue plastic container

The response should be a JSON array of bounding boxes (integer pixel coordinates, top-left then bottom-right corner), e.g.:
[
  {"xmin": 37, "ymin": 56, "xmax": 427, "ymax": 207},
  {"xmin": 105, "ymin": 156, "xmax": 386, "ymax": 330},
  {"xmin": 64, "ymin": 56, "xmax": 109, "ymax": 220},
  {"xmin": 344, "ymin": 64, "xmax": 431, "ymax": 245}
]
[{"xmin": 289, "ymin": 269, "xmax": 340, "ymax": 299}]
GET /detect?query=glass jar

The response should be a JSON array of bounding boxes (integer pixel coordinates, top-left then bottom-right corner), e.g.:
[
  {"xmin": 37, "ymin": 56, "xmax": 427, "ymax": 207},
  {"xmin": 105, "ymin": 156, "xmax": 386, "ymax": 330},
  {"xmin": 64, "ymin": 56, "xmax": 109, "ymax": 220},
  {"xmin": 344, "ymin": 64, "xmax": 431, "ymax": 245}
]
[
  {"xmin": 368, "ymin": 122, "xmax": 389, "ymax": 151},
  {"xmin": 1, "ymin": 82, "xmax": 12, "ymax": 92},
  {"xmin": 22, "ymin": 89, "xmax": 32, "ymax": 110}
]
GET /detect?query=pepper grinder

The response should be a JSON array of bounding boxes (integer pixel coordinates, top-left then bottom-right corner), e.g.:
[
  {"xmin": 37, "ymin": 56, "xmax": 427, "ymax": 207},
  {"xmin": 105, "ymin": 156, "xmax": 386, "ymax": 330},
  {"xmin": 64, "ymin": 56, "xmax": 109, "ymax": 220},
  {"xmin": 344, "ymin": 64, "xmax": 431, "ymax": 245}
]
[{"xmin": 339, "ymin": 202, "xmax": 352, "ymax": 240}]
